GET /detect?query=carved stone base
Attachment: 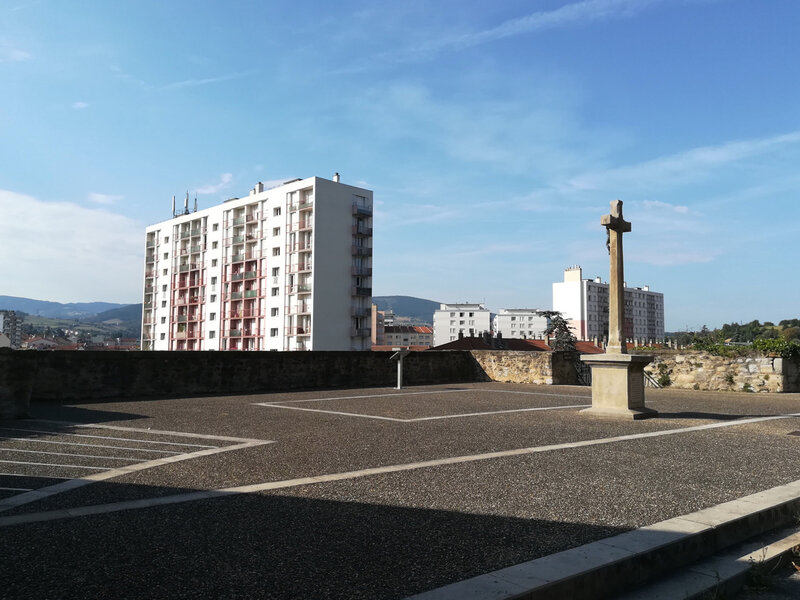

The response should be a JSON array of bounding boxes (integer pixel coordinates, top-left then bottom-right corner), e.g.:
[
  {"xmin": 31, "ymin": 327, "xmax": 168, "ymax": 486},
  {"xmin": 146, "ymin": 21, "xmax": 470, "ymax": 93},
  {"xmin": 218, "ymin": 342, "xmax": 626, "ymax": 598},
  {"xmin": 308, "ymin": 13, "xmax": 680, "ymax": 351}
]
[{"xmin": 579, "ymin": 353, "xmax": 658, "ymax": 420}]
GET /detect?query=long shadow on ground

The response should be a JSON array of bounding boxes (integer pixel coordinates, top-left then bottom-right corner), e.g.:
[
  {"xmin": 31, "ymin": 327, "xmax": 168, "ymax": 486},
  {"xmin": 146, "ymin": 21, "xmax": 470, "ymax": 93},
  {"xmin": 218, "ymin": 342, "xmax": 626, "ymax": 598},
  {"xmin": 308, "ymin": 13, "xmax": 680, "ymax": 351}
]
[{"xmin": 2, "ymin": 481, "xmax": 626, "ymax": 600}]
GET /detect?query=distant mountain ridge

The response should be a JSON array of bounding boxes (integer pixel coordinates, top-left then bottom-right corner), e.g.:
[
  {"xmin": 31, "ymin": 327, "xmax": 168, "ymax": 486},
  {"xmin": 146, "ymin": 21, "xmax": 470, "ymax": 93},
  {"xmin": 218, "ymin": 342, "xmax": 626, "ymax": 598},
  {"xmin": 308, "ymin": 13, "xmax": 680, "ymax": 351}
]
[
  {"xmin": 372, "ymin": 296, "xmax": 440, "ymax": 324},
  {"xmin": 0, "ymin": 295, "xmax": 133, "ymax": 319}
]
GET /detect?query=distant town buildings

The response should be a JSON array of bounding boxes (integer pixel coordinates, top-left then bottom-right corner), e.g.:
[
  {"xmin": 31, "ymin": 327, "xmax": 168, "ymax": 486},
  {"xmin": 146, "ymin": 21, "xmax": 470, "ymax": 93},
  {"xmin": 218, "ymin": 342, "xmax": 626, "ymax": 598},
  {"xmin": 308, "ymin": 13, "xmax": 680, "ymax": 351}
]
[
  {"xmin": 384, "ymin": 325, "xmax": 433, "ymax": 348},
  {"xmin": 142, "ymin": 175, "xmax": 373, "ymax": 351},
  {"xmin": 432, "ymin": 303, "xmax": 491, "ymax": 347},
  {"xmin": 552, "ymin": 266, "xmax": 665, "ymax": 343},
  {"xmin": 0, "ymin": 311, "xmax": 22, "ymax": 349},
  {"xmin": 493, "ymin": 309, "xmax": 548, "ymax": 340}
]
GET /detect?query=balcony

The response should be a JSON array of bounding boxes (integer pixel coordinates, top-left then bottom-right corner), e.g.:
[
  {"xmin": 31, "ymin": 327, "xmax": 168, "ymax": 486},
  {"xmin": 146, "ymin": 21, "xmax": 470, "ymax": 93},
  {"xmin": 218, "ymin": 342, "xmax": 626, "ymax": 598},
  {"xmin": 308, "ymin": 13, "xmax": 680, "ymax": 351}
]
[
  {"xmin": 144, "ymin": 285, "xmax": 155, "ymax": 294},
  {"xmin": 179, "ymin": 263, "xmax": 199, "ymax": 273},
  {"xmin": 287, "ymin": 327, "xmax": 311, "ymax": 336},
  {"xmin": 229, "ymin": 329, "xmax": 242, "ymax": 337},
  {"xmin": 146, "ymin": 240, "xmax": 156, "ymax": 248},
  {"xmin": 351, "ymin": 266, "xmax": 372, "ymax": 276},
  {"xmin": 353, "ymin": 286, "xmax": 372, "ymax": 297},
  {"xmin": 351, "ymin": 307, "xmax": 371, "ymax": 317},
  {"xmin": 144, "ymin": 301, "xmax": 153, "ymax": 309},
  {"xmin": 177, "ymin": 315, "xmax": 188, "ymax": 323},
  {"xmin": 230, "ymin": 291, "xmax": 243, "ymax": 300},
  {"xmin": 231, "ymin": 235, "xmax": 245, "ymax": 244},
  {"xmin": 232, "ymin": 216, "xmax": 245, "ymax": 226},
  {"xmin": 350, "ymin": 328, "xmax": 371, "ymax": 337},
  {"xmin": 352, "ymin": 226, "xmax": 373, "ymax": 236},
  {"xmin": 145, "ymin": 270, "xmax": 155, "ymax": 278},
  {"xmin": 351, "ymin": 246, "xmax": 372, "ymax": 256},
  {"xmin": 244, "ymin": 290, "xmax": 259, "ymax": 298},
  {"xmin": 298, "ymin": 284, "xmax": 312, "ymax": 294},
  {"xmin": 353, "ymin": 203, "xmax": 372, "ymax": 216},
  {"xmin": 146, "ymin": 255, "xmax": 155, "ymax": 264},
  {"xmin": 174, "ymin": 331, "xmax": 187, "ymax": 339}
]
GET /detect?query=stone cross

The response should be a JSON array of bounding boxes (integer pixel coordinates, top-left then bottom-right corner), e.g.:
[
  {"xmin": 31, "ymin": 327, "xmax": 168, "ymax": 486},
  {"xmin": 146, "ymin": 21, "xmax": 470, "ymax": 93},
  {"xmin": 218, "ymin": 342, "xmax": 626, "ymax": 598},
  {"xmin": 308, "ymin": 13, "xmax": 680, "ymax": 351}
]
[{"xmin": 601, "ymin": 200, "xmax": 630, "ymax": 355}]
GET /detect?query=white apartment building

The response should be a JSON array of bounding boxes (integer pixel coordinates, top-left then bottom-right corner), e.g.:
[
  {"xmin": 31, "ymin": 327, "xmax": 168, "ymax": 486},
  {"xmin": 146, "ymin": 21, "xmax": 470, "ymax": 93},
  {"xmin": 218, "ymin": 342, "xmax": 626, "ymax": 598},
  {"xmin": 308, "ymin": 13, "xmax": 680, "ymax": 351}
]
[
  {"xmin": 0, "ymin": 311, "xmax": 22, "ymax": 349},
  {"xmin": 493, "ymin": 309, "xmax": 548, "ymax": 340},
  {"xmin": 432, "ymin": 303, "xmax": 491, "ymax": 347},
  {"xmin": 141, "ymin": 175, "xmax": 373, "ymax": 351},
  {"xmin": 552, "ymin": 266, "xmax": 665, "ymax": 342}
]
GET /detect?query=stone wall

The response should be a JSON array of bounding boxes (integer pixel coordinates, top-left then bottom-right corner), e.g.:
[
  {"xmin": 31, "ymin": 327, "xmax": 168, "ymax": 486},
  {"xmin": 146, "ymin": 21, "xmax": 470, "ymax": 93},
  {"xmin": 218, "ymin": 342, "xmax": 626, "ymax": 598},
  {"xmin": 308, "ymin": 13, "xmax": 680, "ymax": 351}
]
[
  {"xmin": 470, "ymin": 350, "xmax": 580, "ymax": 385},
  {"xmin": 0, "ymin": 349, "xmax": 578, "ymax": 416},
  {"xmin": 640, "ymin": 350, "xmax": 799, "ymax": 393}
]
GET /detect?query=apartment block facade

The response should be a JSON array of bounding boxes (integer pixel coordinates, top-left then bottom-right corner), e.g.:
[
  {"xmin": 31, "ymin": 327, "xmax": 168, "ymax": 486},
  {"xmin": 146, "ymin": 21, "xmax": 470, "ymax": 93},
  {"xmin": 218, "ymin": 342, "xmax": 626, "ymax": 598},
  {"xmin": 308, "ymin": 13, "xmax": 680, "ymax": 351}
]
[
  {"xmin": 141, "ymin": 176, "xmax": 373, "ymax": 351},
  {"xmin": 384, "ymin": 325, "xmax": 433, "ymax": 348},
  {"xmin": 0, "ymin": 311, "xmax": 22, "ymax": 349},
  {"xmin": 493, "ymin": 309, "xmax": 548, "ymax": 340},
  {"xmin": 552, "ymin": 266, "xmax": 665, "ymax": 342},
  {"xmin": 432, "ymin": 303, "xmax": 491, "ymax": 347}
]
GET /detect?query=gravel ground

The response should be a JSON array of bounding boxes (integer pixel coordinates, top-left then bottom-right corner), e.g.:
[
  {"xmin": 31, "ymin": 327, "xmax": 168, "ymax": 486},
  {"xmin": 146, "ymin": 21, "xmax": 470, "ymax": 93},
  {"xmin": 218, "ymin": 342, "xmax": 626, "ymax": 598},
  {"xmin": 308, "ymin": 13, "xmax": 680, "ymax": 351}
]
[{"xmin": 1, "ymin": 382, "xmax": 799, "ymax": 599}]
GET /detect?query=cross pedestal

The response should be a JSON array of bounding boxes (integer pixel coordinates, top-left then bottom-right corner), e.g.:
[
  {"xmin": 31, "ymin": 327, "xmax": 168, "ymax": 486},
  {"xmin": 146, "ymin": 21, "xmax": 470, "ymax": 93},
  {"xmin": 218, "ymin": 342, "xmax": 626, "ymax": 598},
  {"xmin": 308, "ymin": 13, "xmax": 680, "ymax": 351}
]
[
  {"xmin": 580, "ymin": 353, "xmax": 657, "ymax": 419},
  {"xmin": 580, "ymin": 200, "xmax": 657, "ymax": 420}
]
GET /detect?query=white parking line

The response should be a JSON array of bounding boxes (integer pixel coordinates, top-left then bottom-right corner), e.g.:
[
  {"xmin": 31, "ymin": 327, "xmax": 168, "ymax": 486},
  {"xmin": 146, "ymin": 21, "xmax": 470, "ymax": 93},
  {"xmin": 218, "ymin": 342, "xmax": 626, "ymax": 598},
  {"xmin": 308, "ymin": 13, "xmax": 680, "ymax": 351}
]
[
  {"xmin": 0, "ymin": 422, "xmax": 275, "ymax": 514},
  {"xmin": 0, "ymin": 448, "xmax": 141, "ymax": 461},
  {"xmin": 0, "ymin": 459, "xmax": 107, "ymax": 470},
  {"xmin": 256, "ymin": 402, "xmax": 591, "ymax": 422},
  {"xmin": 0, "ymin": 437, "xmax": 180, "ymax": 454},
  {"xmin": 3, "ymin": 412, "xmax": 798, "ymax": 527},
  {"xmin": 0, "ymin": 427, "xmax": 218, "ymax": 449}
]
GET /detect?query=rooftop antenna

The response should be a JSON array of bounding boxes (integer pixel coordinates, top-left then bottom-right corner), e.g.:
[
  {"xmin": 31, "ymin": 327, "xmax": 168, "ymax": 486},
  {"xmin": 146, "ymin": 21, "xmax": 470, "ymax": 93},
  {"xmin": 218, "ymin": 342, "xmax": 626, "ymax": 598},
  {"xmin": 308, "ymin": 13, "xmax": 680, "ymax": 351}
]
[
  {"xmin": 184, "ymin": 191, "xmax": 189, "ymax": 215},
  {"xmin": 171, "ymin": 195, "xmax": 176, "ymax": 217},
  {"xmin": 193, "ymin": 196, "xmax": 198, "ymax": 213}
]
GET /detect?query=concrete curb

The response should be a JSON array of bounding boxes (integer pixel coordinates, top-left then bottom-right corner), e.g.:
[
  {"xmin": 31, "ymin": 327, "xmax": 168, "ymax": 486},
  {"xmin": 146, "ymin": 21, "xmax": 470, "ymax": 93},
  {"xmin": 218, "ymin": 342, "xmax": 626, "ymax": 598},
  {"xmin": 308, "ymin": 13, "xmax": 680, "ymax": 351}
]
[{"xmin": 405, "ymin": 479, "xmax": 800, "ymax": 600}]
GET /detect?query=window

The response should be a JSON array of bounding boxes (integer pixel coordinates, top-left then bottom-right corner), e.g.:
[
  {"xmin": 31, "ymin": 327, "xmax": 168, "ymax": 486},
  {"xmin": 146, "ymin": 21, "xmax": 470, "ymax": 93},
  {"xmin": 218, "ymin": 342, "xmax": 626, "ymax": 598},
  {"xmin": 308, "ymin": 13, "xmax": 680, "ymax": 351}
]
[
  {"xmin": 272, "ymin": 247, "xmax": 280, "ymax": 256},
  {"xmin": 212, "ymin": 241, "xmax": 218, "ymax": 249},
  {"xmin": 272, "ymin": 267, "xmax": 279, "ymax": 276},
  {"xmin": 160, "ymin": 317, "xmax": 166, "ymax": 324},
  {"xmin": 210, "ymin": 294, "xmax": 217, "ymax": 302},
  {"xmin": 459, "ymin": 320, "xmax": 465, "ymax": 325},
  {"xmin": 270, "ymin": 328, "xmax": 278, "ymax": 337},
  {"xmin": 211, "ymin": 276, "xmax": 217, "ymax": 285},
  {"xmin": 273, "ymin": 227, "xmax": 280, "ymax": 236},
  {"xmin": 273, "ymin": 207, "xmax": 281, "ymax": 216},
  {"xmin": 209, "ymin": 331, "xmax": 216, "ymax": 339},
  {"xmin": 271, "ymin": 307, "xmax": 279, "ymax": 317},
  {"xmin": 210, "ymin": 312, "xmax": 216, "ymax": 321},
  {"xmin": 161, "ymin": 300, "xmax": 167, "ymax": 308},
  {"xmin": 164, "ymin": 236, "xmax": 169, "ymax": 243},
  {"xmin": 211, "ymin": 259, "xmax": 217, "ymax": 267},
  {"xmin": 212, "ymin": 223, "xmax": 219, "ymax": 231},
  {"xmin": 162, "ymin": 284, "xmax": 167, "ymax": 292},
  {"xmin": 450, "ymin": 312, "xmax": 455, "ymax": 317},
  {"xmin": 163, "ymin": 252, "xmax": 168, "ymax": 259},
  {"xmin": 469, "ymin": 312, "xmax": 474, "ymax": 317},
  {"xmin": 160, "ymin": 333, "xmax": 166, "ymax": 340},
  {"xmin": 511, "ymin": 316, "xmax": 516, "ymax": 321},
  {"xmin": 271, "ymin": 287, "xmax": 279, "ymax": 296}
]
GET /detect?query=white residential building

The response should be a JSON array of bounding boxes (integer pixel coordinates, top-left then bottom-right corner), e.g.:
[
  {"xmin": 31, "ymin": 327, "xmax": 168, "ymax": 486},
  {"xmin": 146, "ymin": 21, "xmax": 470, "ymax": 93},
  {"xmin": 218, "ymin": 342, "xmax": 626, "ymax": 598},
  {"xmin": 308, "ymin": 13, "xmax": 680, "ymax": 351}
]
[
  {"xmin": 493, "ymin": 309, "xmax": 548, "ymax": 340},
  {"xmin": 432, "ymin": 303, "xmax": 491, "ymax": 347},
  {"xmin": 0, "ymin": 311, "xmax": 22, "ymax": 349},
  {"xmin": 552, "ymin": 266, "xmax": 665, "ymax": 342},
  {"xmin": 141, "ymin": 175, "xmax": 373, "ymax": 351}
]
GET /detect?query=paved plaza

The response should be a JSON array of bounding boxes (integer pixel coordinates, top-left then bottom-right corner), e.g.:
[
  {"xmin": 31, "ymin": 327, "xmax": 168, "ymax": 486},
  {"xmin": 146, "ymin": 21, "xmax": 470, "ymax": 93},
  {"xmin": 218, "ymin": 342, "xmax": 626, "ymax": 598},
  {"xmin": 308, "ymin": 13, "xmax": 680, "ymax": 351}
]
[{"xmin": 2, "ymin": 382, "xmax": 800, "ymax": 598}]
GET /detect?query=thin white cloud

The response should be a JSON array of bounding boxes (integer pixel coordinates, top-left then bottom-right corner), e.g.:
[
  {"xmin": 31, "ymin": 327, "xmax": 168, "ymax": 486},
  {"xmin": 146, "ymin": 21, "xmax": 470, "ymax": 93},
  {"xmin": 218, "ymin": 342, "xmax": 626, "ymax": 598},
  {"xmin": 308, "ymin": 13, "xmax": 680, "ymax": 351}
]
[
  {"xmin": 88, "ymin": 193, "xmax": 123, "ymax": 205},
  {"xmin": 72, "ymin": 101, "xmax": 89, "ymax": 110},
  {"xmin": 0, "ymin": 43, "xmax": 31, "ymax": 63},
  {"xmin": 641, "ymin": 200, "xmax": 689, "ymax": 214},
  {"xmin": 0, "ymin": 190, "xmax": 142, "ymax": 303},
  {"xmin": 569, "ymin": 130, "xmax": 800, "ymax": 192},
  {"xmin": 363, "ymin": 0, "xmax": 676, "ymax": 67},
  {"xmin": 196, "ymin": 173, "xmax": 233, "ymax": 195},
  {"xmin": 162, "ymin": 71, "xmax": 254, "ymax": 90}
]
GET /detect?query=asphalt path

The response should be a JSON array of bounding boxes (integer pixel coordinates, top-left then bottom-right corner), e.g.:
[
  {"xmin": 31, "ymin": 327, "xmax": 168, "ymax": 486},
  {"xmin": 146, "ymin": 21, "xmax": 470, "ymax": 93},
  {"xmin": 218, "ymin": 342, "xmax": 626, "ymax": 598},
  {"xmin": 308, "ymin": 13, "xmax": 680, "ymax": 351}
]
[{"xmin": 2, "ymin": 383, "xmax": 799, "ymax": 599}]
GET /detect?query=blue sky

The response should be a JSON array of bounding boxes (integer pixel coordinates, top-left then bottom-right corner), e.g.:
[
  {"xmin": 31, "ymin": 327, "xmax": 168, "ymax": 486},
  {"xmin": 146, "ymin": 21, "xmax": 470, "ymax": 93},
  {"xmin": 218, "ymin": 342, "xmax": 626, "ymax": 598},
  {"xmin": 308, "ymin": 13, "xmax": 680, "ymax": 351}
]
[{"xmin": 1, "ymin": 0, "xmax": 798, "ymax": 330}]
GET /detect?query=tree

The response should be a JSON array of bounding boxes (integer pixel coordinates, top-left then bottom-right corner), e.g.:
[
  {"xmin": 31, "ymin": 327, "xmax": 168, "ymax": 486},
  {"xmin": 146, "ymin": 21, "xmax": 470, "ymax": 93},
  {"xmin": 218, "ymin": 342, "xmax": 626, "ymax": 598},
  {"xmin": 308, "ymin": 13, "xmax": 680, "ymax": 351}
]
[{"xmin": 538, "ymin": 310, "xmax": 577, "ymax": 352}]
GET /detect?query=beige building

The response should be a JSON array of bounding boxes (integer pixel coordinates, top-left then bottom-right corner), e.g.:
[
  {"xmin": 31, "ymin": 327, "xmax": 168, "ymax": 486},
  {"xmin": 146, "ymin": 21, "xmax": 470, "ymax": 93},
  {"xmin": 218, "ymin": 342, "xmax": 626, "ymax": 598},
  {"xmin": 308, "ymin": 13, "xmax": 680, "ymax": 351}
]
[
  {"xmin": 384, "ymin": 325, "xmax": 433, "ymax": 348},
  {"xmin": 552, "ymin": 266, "xmax": 665, "ymax": 342}
]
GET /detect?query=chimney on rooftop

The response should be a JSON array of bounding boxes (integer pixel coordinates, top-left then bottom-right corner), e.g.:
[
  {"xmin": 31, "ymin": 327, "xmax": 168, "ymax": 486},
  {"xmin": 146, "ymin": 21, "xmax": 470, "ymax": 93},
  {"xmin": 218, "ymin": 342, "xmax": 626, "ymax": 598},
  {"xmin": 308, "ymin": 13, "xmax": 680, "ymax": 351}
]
[{"xmin": 333, "ymin": 172, "xmax": 340, "ymax": 183}]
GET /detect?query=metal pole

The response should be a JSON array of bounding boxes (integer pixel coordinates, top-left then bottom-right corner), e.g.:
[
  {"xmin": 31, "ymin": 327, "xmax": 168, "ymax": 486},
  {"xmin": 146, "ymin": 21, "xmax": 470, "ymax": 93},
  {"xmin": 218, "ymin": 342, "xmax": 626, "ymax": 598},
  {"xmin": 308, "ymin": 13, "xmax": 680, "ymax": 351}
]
[{"xmin": 397, "ymin": 355, "xmax": 403, "ymax": 389}]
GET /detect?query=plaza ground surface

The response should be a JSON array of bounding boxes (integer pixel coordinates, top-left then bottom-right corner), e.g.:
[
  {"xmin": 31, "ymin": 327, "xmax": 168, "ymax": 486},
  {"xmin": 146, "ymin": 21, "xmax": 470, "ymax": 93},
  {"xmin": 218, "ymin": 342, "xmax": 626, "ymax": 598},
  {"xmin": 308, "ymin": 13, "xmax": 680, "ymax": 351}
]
[{"xmin": 2, "ymin": 383, "xmax": 799, "ymax": 599}]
